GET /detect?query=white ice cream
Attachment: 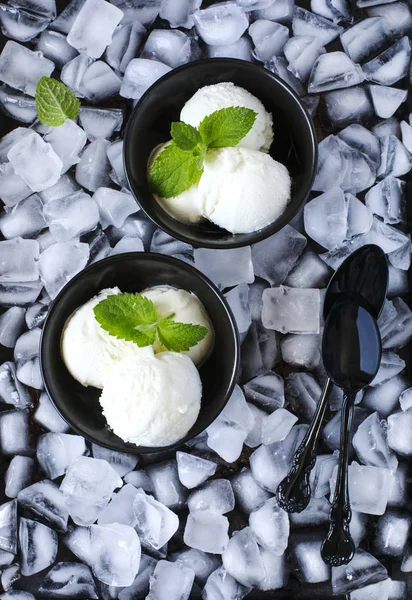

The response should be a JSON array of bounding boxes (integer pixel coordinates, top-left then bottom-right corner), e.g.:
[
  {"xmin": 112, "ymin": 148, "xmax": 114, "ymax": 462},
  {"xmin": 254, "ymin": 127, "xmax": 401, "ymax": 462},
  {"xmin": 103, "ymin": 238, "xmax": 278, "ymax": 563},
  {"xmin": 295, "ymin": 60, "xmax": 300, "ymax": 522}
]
[
  {"xmin": 141, "ymin": 286, "xmax": 214, "ymax": 365},
  {"xmin": 200, "ymin": 146, "xmax": 291, "ymax": 233},
  {"xmin": 99, "ymin": 348, "xmax": 202, "ymax": 447},
  {"xmin": 61, "ymin": 288, "xmax": 144, "ymax": 389},
  {"xmin": 180, "ymin": 82, "xmax": 274, "ymax": 152}
]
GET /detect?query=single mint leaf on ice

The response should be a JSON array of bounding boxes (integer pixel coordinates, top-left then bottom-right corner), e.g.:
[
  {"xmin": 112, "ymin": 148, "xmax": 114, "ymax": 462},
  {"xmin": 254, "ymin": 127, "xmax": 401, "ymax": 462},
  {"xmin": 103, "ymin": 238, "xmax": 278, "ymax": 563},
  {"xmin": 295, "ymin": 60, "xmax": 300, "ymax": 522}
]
[
  {"xmin": 149, "ymin": 141, "xmax": 204, "ymax": 199},
  {"xmin": 157, "ymin": 319, "xmax": 209, "ymax": 352},
  {"xmin": 35, "ymin": 76, "xmax": 80, "ymax": 127},
  {"xmin": 94, "ymin": 292, "xmax": 160, "ymax": 347},
  {"xmin": 198, "ymin": 107, "xmax": 257, "ymax": 148},
  {"xmin": 171, "ymin": 121, "xmax": 203, "ymax": 151}
]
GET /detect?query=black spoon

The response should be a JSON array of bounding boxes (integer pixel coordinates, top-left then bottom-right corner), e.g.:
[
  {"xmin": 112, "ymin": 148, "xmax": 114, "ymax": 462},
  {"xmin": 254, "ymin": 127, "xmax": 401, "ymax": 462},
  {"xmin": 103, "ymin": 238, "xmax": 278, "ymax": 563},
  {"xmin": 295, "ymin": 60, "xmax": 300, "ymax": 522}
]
[
  {"xmin": 320, "ymin": 298, "xmax": 381, "ymax": 566},
  {"xmin": 277, "ymin": 245, "xmax": 388, "ymax": 513}
]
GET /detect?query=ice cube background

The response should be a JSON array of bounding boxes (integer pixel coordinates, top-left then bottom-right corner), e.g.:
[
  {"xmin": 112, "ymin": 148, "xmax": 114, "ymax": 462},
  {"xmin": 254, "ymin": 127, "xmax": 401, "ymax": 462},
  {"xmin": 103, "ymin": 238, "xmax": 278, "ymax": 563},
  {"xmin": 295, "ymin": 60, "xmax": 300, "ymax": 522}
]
[{"xmin": 0, "ymin": 0, "xmax": 410, "ymax": 597}]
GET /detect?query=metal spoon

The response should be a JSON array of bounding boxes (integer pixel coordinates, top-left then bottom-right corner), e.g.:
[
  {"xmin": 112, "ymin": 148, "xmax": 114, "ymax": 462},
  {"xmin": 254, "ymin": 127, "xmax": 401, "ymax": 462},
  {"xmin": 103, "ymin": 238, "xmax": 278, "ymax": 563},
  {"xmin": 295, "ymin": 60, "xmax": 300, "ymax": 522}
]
[
  {"xmin": 320, "ymin": 297, "xmax": 381, "ymax": 566},
  {"xmin": 277, "ymin": 245, "xmax": 388, "ymax": 513}
]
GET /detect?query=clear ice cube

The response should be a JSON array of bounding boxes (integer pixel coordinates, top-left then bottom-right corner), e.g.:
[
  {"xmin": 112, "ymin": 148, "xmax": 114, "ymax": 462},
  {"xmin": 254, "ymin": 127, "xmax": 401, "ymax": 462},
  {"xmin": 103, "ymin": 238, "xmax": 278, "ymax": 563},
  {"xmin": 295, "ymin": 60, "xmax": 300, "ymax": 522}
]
[
  {"xmin": 330, "ymin": 462, "xmax": 392, "ymax": 515},
  {"xmin": 17, "ymin": 480, "xmax": 69, "ymax": 532},
  {"xmin": 365, "ymin": 176, "xmax": 405, "ymax": 224},
  {"xmin": 97, "ymin": 484, "xmax": 138, "ymax": 527},
  {"xmin": 120, "ymin": 58, "xmax": 171, "ymax": 100},
  {"xmin": 5, "ymin": 456, "xmax": 34, "ymax": 499},
  {"xmin": 75, "ymin": 138, "xmax": 111, "ymax": 192},
  {"xmin": 39, "ymin": 240, "xmax": 89, "ymax": 299},
  {"xmin": 184, "ymin": 511, "xmax": 229, "ymax": 554},
  {"xmin": 176, "ymin": 452, "xmax": 216, "ymax": 490},
  {"xmin": 143, "ymin": 29, "xmax": 192, "ymax": 68},
  {"xmin": 188, "ymin": 479, "xmax": 234, "ymax": 515},
  {"xmin": 0, "ymin": 41, "xmax": 54, "ymax": 96},
  {"xmin": 331, "ymin": 549, "xmax": 388, "ymax": 594},
  {"xmin": 387, "ymin": 411, "xmax": 412, "ymax": 455},
  {"xmin": 249, "ymin": 20, "xmax": 289, "ymax": 62},
  {"xmin": 35, "ymin": 30, "xmax": 78, "ymax": 69},
  {"xmin": 374, "ymin": 510, "xmax": 411, "ymax": 557},
  {"xmin": 369, "ymin": 85, "xmax": 407, "ymax": 119},
  {"xmin": 36, "ymin": 432, "xmax": 87, "ymax": 480},
  {"xmin": 262, "ymin": 408, "xmax": 298, "ymax": 444},
  {"xmin": 133, "ymin": 488, "xmax": 179, "ymax": 550},
  {"xmin": 38, "ymin": 562, "xmax": 98, "ymax": 599},
  {"xmin": 194, "ymin": 247, "xmax": 254, "ymax": 289},
  {"xmin": 66, "ymin": 0, "xmax": 123, "ymax": 58},
  {"xmin": 146, "ymin": 560, "xmax": 195, "ymax": 600},
  {"xmin": 93, "ymin": 187, "xmax": 137, "ymax": 229},
  {"xmin": 352, "ymin": 412, "xmax": 398, "ymax": 470},
  {"xmin": 19, "ymin": 517, "xmax": 57, "ymax": 576},
  {"xmin": 292, "ymin": 7, "xmax": 343, "ymax": 45},
  {"xmin": 105, "ymin": 22, "xmax": 146, "ymax": 73},
  {"xmin": 78, "ymin": 107, "xmax": 123, "ymax": 141},
  {"xmin": 193, "ymin": 3, "xmax": 248, "ymax": 46},
  {"xmin": 222, "ymin": 527, "xmax": 265, "ymax": 587},
  {"xmin": 231, "ymin": 469, "xmax": 271, "ymax": 515},
  {"xmin": 44, "ymin": 120, "xmax": 87, "ymax": 173},
  {"xmin": 340, "ymin": 17, "xmax": 391, "ymax": 63},
  {"xmin": 363, "ymin": 36, "xmax": 411, "ymax": 85},
  {"xmin": 283, "ymin": 35, "xmax": 325, "ymax": 82},
  {"xmin": 262, "ymin": 285, "xmax": 320, "ymax": 334},
  {"xmin": 249, "ymin": 497, "xmax": 289, "ymax": 554},
  {"xmin": 308, "ymin": 51, "xmax": 364, "ymax": 93},
  {"xmin": 89, "ymin": 523, "xmax": 141, "ymax": 586},
  {"xmin": 33, "ymin": 391, "xmax": 69, "ymax": 433},
  {"xmin": 79, "ymin": 61, "xmax": 121, "ymax": 103}
]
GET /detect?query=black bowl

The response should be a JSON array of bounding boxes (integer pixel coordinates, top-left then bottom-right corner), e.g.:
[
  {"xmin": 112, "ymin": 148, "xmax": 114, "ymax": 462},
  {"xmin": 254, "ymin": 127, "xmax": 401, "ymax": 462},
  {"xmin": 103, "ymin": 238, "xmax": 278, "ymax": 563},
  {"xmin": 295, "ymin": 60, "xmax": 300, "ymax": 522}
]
[
  {"xmin": 123, "ymin": 58, "xmax": 318, "ymax": 249},
  {"xmin": 40, "ymin": 253, "xmax": 240, "ymax": 454}
]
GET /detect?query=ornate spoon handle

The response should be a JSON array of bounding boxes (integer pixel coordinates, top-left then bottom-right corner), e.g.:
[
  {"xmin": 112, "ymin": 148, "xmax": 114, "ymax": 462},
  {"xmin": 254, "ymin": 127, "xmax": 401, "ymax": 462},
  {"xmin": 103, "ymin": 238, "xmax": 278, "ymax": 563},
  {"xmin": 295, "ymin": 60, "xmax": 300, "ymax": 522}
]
[
  {"xmin": 321, "ymin": 394, "xmax": 356, "ymax": 567},
  {"xmin": 277, "ymin": 378, "xmax": 334, "ymax": 513}
]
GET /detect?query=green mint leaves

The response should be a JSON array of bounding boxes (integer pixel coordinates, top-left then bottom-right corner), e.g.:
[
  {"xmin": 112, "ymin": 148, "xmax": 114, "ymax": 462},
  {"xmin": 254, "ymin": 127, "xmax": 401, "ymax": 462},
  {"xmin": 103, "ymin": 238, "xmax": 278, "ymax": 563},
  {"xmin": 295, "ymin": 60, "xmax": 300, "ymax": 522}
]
[
  {"xmin": 35, "ymin": 77, "xmax": 80, "ymax": 127},
  {"xmin": 94, "ymin": 292, "xmax": 208, "ymax": 353},
  {"xmin": 149, "ymin": 106, "xmax": 257, "ymax": 199}
]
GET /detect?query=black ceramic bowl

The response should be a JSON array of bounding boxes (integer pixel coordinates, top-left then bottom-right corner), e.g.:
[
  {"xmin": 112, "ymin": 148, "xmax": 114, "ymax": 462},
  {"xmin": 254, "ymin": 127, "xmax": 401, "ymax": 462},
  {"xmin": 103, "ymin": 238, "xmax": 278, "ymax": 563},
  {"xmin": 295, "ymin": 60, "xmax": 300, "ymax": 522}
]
[
  {"xmin": 40, "ymin": 253, "xmax": 240, "ymax": 454},
  {"xmin": 123, "ymin": 58, "xmax": 317, "ymax": 249}
]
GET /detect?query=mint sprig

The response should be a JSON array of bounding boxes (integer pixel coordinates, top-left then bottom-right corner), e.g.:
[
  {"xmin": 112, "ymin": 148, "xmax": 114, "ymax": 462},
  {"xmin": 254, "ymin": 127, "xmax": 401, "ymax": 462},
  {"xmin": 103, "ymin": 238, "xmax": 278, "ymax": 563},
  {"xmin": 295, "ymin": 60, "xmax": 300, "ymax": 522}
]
[
  {"xmin": 149, "ymin": 106, "xmax": 257, "ymax": 199},
  {"xmin": 94, "ymin": 292, "xmax": 208, "ymax": 353},
  {"xmin": 35, "ymin": 76, "xmax": 80, "ymax": 127}
]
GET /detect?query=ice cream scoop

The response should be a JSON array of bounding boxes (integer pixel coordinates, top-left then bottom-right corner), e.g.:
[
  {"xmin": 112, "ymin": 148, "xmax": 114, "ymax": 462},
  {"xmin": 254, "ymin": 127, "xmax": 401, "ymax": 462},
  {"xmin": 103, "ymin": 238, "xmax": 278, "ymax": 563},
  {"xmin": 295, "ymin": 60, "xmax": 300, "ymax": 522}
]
[
  {"xmin": 99, "ymin": 348, "xmax": 202, "ymax": 447},
  {"xmin": 180, "ymin": 82, "xmax": 274, "ymax": 152}
]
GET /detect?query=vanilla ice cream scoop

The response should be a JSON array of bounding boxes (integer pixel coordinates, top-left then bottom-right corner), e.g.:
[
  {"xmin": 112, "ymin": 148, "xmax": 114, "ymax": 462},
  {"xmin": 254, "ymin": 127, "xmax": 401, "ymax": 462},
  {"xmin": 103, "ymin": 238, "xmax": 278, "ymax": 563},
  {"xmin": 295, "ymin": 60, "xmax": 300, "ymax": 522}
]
[
  {"xmin": 99, "ymin": 348, "xmax": 202, "ymax": 447},
  {"xmin": 61, "ymin": 288, "xmax": 146, "ymax": 389},
  {"xmin": 141, "ymin": 286, "xmax": 214, "ymax": 365},
  {"xmin": 199, "ymin": 146, "xmax": 291, "ymax": 233},
  {"xmin": 180, "ymin": 82, "xmax": 274, "ymax": 152}
]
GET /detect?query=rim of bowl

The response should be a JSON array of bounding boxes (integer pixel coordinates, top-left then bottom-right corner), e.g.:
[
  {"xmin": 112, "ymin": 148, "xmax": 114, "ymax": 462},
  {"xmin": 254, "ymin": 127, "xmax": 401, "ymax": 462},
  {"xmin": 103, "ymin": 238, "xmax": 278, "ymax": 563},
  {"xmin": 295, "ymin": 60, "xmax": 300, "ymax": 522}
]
[
  {"xmin": 39, "ymin": 252, "xmax": 241, "ymax": 453},
  {"xmin": 123, "ymin": 57, "xmax": 318, "ymax": 250}
]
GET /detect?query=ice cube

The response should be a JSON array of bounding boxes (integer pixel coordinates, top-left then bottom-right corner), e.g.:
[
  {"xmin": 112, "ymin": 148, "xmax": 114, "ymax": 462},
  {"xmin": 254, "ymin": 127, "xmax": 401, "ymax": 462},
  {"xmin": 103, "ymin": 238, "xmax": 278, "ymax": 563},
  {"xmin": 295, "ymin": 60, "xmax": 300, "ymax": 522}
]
[
  {"xmin": 367, "ymin": 216, "xmax": 409, "ymax": 254},
  {"xmin": 285, "ymin": 249, "xmax": 331, "ymax": 289},
  {"xmin": 340, "ymin": 17, "xmax": 391, "ymax": 64},
  {"xmin": 262, "ymin": 408, "xmax": 298, "ymax": 445},
  {"xmin": 253, "ymin": 0, "xmax": 293, "ymax": 21},
  {"xmin": 143, "ymin": 29, "xmax": 191, "ymax": 68},
  {"xmin": 97, "ymin": 484, "xmax": 137, "ymax": 528},
  {"xmin": 5, "ymin": 456, "xmax": 34, "ymax": 499},
  {"xmin": 363, "ymin": 374, "xmax": 409, "ymax": 417},
  {"xmin": 105, "ymin": 22, "xmax": 145, "ymax": 73},
  {"xmin": 38, "ymin": 562, "xmax": 98, "ymax": 599},
  {"xmin": 79, "ymin": 107, "xmax": 123, "ymax": 141},
  {"xmin": 249, "ymin": 20, "xmax": 289, "ymax": 62},
  {"xmin": 36, "ymin": 433, "xmax": 87, "ymax": 480},
  {"xmin": 367, "ymin": 1, "xmax": 412, "ymax": 35},
  {"xmin": 0, "ymin": 195, "xmax": 44, "ymax": 241},
  {"xmin": 79, "ymin": 61, "xmax": 121, "ymax": 103},
  {"xmin": 91, "ymin": 444, "xmax": 138, "ymax": 477},
  {"xmin": 309, "ymin": 454, "xmax": 338, "ymax": 499},
  {"xmin": 304, "ymin": 187, "xmax": 347, "ymax": 248},
  {"xmin": 170, "ymin": 548, "xmax": 219, "ymax": 585},
  {"xmin": 371, "ymin": 350, "xmax": 406, "ymax": 385},
  {"xmin": 308, "ymin": 51, "xmax": 364, "ymax": 94},
  {"xmin": 67, "ymin": 0, "xmax": 123, "ymax": 58},
  {"xmin": 290, "ymin": 536, "xmax": 330, "ymax": 583},
  {"xmin": 207, "ymin": 35, "xmax": 253, "ymax": 60},
  {"xmin": 35, "ymin": 30, "xmax": 78, "ymax": 69},
  {"xmin": 203, "ymin": 566, "xmax": 250, "ymax": 600},
  {"xmin": 379, "ymin": 299, "xmax": 412, "ymax": 350},
  {"xmin": 249, "ymin": 497, "xmax": 289, "ymax": 554},
  {"xmin": 337, "ymin": 124, "xmax": 380, "ymax": 169},
  {"xmin": 222, "ymin": 527, "xmax": 265, "ymax": 587},
  {"xmin": 401, "ymin": 119, "xmax": 412, "ymax": 153},
  {"xmin": 194, "ymin": 247, "xmax": 254, "ymax": 289},
  {"xmin": 33, "ymin": 391, "xmax": 69, "ymax": 433},
  {"xmin": 133, "ymin": 488, "xmax": 179, "ymax": 550},
  {"xmin": 265, "ymin": 55, "xmax": 305, "ymax": 96},
  {"xmin": 60, "ymin": 456, "xmax": 122, "ymax": 526},
  {"xmin": 323, "ymin": 406, "xmax": 367, "ymax": 451},
  {"xmin": 89, "ymin": 523, "xmax": 141, "ymax": 586},
  {"xmin": 374, "ymin": 510, "xmax": 410, "ymax": 557},
  {"xmin": 184, "ymin": 511, "xmax": 229, "ymax": 554},
  {"xmin": 147, "ymin": 460, "xmax": 187, "ymax": 510},
  {"xmin": 19, "ymin": 517, "xmax": 57, "ymax": 576},
  {"xmin": 352, "ymin": 412, "xmax": 398, "ymax": 469},
  {"xmin": 0, "ymin": 85, "xmax": 37, "ymax": 123},
  {"xmin": 231, "ymin": 469, "xmax": 270, "ymax": 514},
  {"xmin": 0, "ymin": 409, "xmax": 32, "ymax": 456},
  {"xmin": 17, "ymin": 479, "xmax": 68, "ymax": 531},
  {"xmin": 206, "ymin": 419, "xmax": 247, "ymax": 463},
  {"xmin": 176, "ymin": 452, "xmax": 216, "ymax": 490},
  {"xmin": 0, "ymin": 280, "xmax": 43, "ymax": 307},
  {"xmin": 193, "ymin": 3, "xmax": 248, "ymax": 46},
  {"xmin": 241, "ymin": 321, "xmax": 279, "ymax": 382},
  {"xmin": 311, "ymin": 0, "xmax": 350, "ymax": 22},
  {"xmin": 399, "ymin": 387, "xmax": 412, "ymax": 412},
  {"xmin": 39, "ymin": 173, "xmax": 80, "ymax": 204},
  {"xmin": 330, "ymin": 462, "xmax": 393, "ymax": 515},
  {"xmin": 0, "ymin": 308, "xmax": 24, "ymax": 348},
  {"xmin": 257, "ymin": 549, "xmax": 287, "ymax": 591},
  {"xmin": 331, "ymin": 549, "xmax": 388, "ymax": 594},
  {"xmin": 312, "ymin": 137, "xmax": 346, "ymax": 193},
  {"xmin": 363, "ymin": 36, "xmax": 411, "ymax": 85},
  {"xmin": 9, "ymin": 0, "xmax": 55, "ymax": 17},
  {"xmin": 39, "ymin": 240, "xmax": 89, "ymax": 299},
  {"xmin": 160, "ymin": 0, "xmax": 201, "ymax": 27},
  {"xmin": 110, "ymin": 235, "xmax": 144, "ymax": 255},
  {"xmin": 188, "ymin": 479, "xmax": 234, "ymax": 514},
  {"xmin": 373, "ymin": 117, "xmax": 402, "ymax": 140},
  {"xmin": 387, "ymin": 411, "xmax": 412, "ymax": 455},
  {"xmin": 377, "ymin": 134, "xmax": 412, "ymax": 179},
  {"xmin": 147, "ymin": 560, "xmax": 195, "ymax": 600},
  {"xmin": 124, "ymin": 469, "xmax": 153, "ymax": 491},
  {"xmin": 285, "ymin": 372, "xmax": 322, "ymax": 422},
  {"xmin": 281, "ymin": 333, "xmax": 321, "ymax": 369},
  {"xmin": 0, "ymin": 500, "xmax": 17, "ymax": 553},
  {"xmin": 120, "ymin": 58, "xmax": 171, "ymax": 100},
  {"xmin": 283, "ymin": 35, "xmax": 325, "ymax": 82},
  {"xmin": 93, "ymin": 187, "xmax": 137, "ymax": 229},
  {"xmin": 60, "ymin": 53, "xmax": 93, "ymax": 97},
  {"xmin": 262, "ymin": 286, "xmax": 320, "ymax": 334},
  {"xmin": 0, "ymin": 162, "xmax": 32, "ymax": 208},
  {"xmin": 14, "ymin": 327, "xmax": 40, "ymax": 362},
  {"xmin": 1, "ymin": 563, "xmax": 20, "ymax": 591},
  {"xmin": 118, "ymin": 554, "xmax": 157, "ymax": 600},
  {"xmin": 0, "ymin": 41, "xmax": 54, "ymax": 96},
  {"xmin": 244, "ymin": 373, "xmax": 284, "ymax": 410},
  {"xmin": 224, "ymin": 283, "xmax": 251, "ymax": 335},
  {"xmin": 63, "ymin": 524, "xmax": 92, "ymax": 564},
  {"xmin": 106, "ymin": 139, "xmax": 127, "ymax": 187},
  {"xmin": 151, "ymin": 228, "xmax": 193, "ymax": 257},
  {"xmin": 75, "ymin": 138, "xmax": 111, "ymax": 192},
  {"xmin": 245, "ymin": 403, "xmax": 265, "ymax": 448},
  {"xmin": 292, "ymin": 7, "xmax": 343, "ymax": 45},
  {"xmin": 250, "ymin": 442, "xmax": 290, "ymax": 493},
  {"xmin": 16, "ymin": 356, "xmax": 42, "ymax": 390},
  {"xmin": 324, "ymin": 85, "xmax": 374, "ymax": 128},
  {"xmin": 369, "ymin": 85, "xmax": 407, "ymax": 120},
  {"xmin": 365, "ymin": 176, "xmax": 405, "ymax": 225},
  {"xmin": 44, "ymin": 120, "xmax": 87, "ymax": 174}
]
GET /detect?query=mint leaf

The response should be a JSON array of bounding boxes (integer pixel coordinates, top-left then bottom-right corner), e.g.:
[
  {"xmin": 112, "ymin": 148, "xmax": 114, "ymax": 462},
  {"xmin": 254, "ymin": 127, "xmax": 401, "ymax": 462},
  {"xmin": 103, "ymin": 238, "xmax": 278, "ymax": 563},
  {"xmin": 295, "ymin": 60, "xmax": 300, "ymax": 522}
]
[
  {"xmin": 94, "ymin": 293, "xmax": 160, "ymax": 347},
  {"xmin": 149, "ymin": 142, "xmax": 203, "ymax": 199},
  {"xmin": 198, "ymin": 107, "xmax": 257, "ymax": 148},
  {"xmin": 35, "ymin": 76, "xmax": 80, "ymax": 127},
  {"xmin": 157, "ymin": 319, "xmax": 209, "ymax": 352},
  {"xmin": 171, "ymin": 121, "xmax": 203, "ymax": 151}
]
